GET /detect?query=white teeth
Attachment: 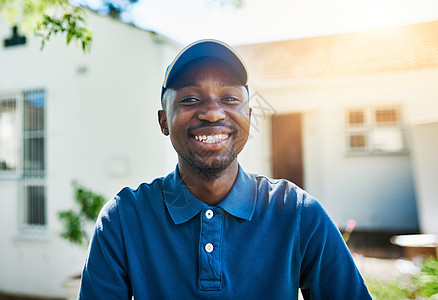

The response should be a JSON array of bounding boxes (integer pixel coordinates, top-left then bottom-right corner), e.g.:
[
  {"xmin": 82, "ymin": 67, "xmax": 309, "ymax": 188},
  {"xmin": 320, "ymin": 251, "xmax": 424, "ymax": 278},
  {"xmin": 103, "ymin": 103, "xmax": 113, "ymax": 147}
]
[{"xmin": 194, "ymin": 134, "xmax": 228, "ymax": 144}]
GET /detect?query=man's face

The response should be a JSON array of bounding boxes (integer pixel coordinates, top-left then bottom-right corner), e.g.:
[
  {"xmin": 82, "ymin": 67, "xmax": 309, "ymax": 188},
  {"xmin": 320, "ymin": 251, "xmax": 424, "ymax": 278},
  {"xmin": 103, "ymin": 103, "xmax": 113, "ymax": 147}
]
[{"xmin": 158, "ymin": 58, "xmax": 251, "ymax": 179}]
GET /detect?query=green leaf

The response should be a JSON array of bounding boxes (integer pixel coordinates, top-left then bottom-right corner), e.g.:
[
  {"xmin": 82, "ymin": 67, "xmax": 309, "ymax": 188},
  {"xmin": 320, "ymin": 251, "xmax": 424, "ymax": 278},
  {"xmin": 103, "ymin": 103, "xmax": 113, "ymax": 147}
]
[
  {"xmin": 413, "ymin": 258, "xmax": 438, "ymax": 297},
  {"xmin": 72, "ymin": 182, "xmax": 106, "ymax": 222},
  {"xmin": 57, "ymin": 181, "xmax": 106, "ymax": 247},
  {"xmin": 58, "ymin": 210, "xmax": 85, "ymax": 245},
  {"xmin": 66, "ymin": 31, "xmax": 72, "ymax": 44},
  {"xmin": 1, "ymin": 0, "xmax": 93, "ymax": 53}
]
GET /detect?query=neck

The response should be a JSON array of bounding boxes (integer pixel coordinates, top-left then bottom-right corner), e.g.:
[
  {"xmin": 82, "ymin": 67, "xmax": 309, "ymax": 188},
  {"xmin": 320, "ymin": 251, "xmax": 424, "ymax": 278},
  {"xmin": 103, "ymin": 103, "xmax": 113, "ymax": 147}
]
[{"xmin": 177, "ymin": 160, "xmax": 239, "ymax": 206}]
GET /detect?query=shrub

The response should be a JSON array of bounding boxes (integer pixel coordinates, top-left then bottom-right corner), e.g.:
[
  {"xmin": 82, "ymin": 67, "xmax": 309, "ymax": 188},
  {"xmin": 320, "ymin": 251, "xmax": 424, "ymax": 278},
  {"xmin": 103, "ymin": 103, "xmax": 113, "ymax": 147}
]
[
  {"xmin": 58, "ymin": 181, "xmax": 105, "ymax": 246},
  {"xmin": 367, "ymin": 257, "xmax": 438, "ymax": 299}
]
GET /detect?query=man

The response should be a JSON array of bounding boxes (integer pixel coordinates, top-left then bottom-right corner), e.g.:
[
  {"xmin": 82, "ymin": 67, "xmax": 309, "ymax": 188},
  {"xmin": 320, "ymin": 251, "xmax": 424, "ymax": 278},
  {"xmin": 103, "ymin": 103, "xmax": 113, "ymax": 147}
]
[{"xmin": 79, "ymin": 39, "xmax": 371, "ymax": 299}]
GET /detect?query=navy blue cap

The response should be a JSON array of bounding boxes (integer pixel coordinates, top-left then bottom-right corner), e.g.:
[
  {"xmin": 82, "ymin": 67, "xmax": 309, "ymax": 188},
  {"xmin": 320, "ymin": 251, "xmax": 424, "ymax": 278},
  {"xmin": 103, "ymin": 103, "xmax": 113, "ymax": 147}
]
[{"xmin": 161, "ymin": 39, "xmax": 248, "ymax": 99}]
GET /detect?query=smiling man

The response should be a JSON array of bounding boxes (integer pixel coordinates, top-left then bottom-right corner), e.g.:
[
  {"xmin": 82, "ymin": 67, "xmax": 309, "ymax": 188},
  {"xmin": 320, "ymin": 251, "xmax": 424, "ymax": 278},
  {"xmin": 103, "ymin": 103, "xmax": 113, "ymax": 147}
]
[
  {"xmin": 79, "ymin": 40, "xmax": 371, "ymax": 299},
  {"xmin": 158, "ymin": 56, "xmax": 251, "ymax": 206}
]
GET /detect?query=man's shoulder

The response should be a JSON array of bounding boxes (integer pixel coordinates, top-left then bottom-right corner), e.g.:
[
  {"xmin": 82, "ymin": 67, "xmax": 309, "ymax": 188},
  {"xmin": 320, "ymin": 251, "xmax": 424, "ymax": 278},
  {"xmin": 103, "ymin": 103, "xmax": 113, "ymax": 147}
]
[
  {"xmin": 246, "ymin": 171, "xmax": 313, "ymax": 208},
  {"xmin": 252, "ymin": 173, "xmax": 298, "ymax": 189},
  {"xmin": 99, "ymin": 176, "xmax": 167, "ymax": 214},
  {"xmin": 117, "ymin": 176, "xmax": 165, "ymax": 199},
  {"xmin": 252, "ymin": 172, "xmax": 305, "ymax": 195}
]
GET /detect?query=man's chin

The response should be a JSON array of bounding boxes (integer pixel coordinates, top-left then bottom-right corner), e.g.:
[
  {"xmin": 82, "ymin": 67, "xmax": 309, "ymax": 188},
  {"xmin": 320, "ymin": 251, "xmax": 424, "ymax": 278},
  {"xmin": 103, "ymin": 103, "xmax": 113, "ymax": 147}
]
[{"xmin": 187, "ymin": 154, "xmax": 236, "ymax": 180}]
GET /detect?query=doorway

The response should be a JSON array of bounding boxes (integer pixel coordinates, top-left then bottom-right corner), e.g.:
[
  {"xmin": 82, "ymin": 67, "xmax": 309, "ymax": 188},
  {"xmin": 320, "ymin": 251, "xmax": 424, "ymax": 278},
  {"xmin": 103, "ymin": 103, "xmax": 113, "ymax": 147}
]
[{"xmin": 271, "ymin": 113, "xmax": 304, "ymax": 188}]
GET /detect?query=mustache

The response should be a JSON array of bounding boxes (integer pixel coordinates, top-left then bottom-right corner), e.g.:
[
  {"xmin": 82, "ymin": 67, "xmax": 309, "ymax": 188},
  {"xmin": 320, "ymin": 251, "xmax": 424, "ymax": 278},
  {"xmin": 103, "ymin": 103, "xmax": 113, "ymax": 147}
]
[
  {"xmin": 187, "ymin": 121, "xmax": 237, "ymax": 137},
  {"xmin": 187, "ymin": 122, "xmax": 236, "ymax": 134}
]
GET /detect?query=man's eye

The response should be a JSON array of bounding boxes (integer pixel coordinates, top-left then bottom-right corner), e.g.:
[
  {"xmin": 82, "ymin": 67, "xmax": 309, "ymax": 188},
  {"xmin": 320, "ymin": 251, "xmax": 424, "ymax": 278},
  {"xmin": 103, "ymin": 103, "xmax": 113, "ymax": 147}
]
[
  {"xmin": 222, "ymin": 97, "xmax": 240, "ymax": 103},
  {"xmin": 180, "ymin": 98, "xmax": 199, "ymax": 104}
]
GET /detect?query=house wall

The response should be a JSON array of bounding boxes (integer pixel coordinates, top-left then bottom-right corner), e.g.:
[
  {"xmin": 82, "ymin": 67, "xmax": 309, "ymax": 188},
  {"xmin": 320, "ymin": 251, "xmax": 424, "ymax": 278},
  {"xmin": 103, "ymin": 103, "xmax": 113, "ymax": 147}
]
[
  {"xmin": 238, "ymin": 100, "xmax": 273, "ymax": 177},
  {"xmin": 0, "ymin": 14, "xmax": 179, "ymax": 297},
  {"xmin": 246, "ymin": 70, "xmax": 438, "ymax": 231},
  {"xmin": 410, "ymin": 122, "xmax": 438, "ymax": 234}
]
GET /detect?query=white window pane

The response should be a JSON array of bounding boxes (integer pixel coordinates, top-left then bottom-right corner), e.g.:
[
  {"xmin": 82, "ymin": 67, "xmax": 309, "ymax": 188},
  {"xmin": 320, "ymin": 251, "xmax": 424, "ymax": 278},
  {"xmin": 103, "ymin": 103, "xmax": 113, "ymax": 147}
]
[
  {"xmin": 0, "ymin": 99, "xmax": 18, "ymax": 171},
  {"xmin": 371, "ymin": 128, "xmax": 404, "ymax": 152}
]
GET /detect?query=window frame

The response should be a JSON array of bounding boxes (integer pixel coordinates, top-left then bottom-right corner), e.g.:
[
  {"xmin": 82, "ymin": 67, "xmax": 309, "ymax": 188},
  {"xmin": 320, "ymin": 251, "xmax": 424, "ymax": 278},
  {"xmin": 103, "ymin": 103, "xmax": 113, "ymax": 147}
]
[
  {"xmin": 0, "ymin": 89, "xmax": 47, "ymax": 234},
  {"xmin": 345, "ymin": 105, "xmax": 408, "ymax": 155},
  {"xmin": 19, "ymin": 179, "xmax": 47, "ymax": 233}
]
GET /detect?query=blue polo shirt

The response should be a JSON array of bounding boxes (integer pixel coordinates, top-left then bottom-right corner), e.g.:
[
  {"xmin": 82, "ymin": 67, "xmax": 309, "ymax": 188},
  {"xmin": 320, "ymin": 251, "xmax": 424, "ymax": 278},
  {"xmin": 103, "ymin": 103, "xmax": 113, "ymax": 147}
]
[{"xmin": 80, "ymin": 166, "xmax": 370, "ymax": 299}]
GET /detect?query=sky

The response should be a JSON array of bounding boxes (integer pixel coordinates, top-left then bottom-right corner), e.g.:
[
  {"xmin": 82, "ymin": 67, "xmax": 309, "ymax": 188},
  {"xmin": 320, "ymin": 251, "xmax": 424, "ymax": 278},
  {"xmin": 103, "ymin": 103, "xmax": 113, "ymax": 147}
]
[{"xmin": 84, "ymin": 0, "xmax": 438, "ymax": 45}]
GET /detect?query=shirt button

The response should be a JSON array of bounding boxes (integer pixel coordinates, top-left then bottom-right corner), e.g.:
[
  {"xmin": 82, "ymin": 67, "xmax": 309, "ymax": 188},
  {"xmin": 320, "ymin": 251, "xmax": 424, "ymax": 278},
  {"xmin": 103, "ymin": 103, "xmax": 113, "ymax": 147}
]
[
  {"xmin": 205, "ymin": 243, "xmax": 214, "ymax": 253},
  {"xmin": 205, "ymin": 209, "xmax": 214, "ymax": 219}
]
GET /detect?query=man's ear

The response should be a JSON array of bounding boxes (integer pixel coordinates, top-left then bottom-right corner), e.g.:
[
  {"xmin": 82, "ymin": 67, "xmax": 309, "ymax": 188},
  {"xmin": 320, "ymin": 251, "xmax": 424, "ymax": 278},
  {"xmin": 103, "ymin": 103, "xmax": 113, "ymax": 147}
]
[{"xmin": 158, "ymin": 110, "xmax": 169, "ymax": 136}]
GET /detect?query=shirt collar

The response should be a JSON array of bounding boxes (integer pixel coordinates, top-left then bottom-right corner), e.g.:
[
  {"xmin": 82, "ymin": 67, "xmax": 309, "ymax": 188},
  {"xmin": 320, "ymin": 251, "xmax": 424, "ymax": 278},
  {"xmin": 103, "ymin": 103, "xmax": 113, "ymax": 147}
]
[
  {"xmin": 163, "ymin": 165, "xmax": 257, "ymax": 225},
  {"xmin": 217, "ymin": 165, "xmax": 257, "ymax": 221}
]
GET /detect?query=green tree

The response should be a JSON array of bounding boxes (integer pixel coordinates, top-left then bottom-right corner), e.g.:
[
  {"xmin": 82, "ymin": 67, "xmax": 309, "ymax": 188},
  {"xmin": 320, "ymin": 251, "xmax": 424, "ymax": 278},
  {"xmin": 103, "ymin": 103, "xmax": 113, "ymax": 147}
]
[
  {"xmin": 0, "ymin": 0, "xmax": 246, "ymax": 53},
  {"xmin": 0, "ymin": 0, "xmax": 93, "ymax": 52}
]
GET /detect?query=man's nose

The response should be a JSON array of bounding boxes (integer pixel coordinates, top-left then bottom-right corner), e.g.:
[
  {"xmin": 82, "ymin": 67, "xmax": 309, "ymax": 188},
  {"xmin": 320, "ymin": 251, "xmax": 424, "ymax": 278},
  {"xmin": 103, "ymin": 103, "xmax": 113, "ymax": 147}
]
[{"xmin": 197, "ymin": 97, "xmax": 226, "ymax": 123}]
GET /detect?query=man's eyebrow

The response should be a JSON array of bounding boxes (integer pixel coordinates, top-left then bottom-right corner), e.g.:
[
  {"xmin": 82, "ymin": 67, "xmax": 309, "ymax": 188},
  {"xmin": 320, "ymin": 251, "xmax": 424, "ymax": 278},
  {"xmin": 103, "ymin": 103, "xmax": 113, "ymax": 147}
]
[{"xmin": 220, "ymin": 82, "xmax": 244, "ymax": 88}]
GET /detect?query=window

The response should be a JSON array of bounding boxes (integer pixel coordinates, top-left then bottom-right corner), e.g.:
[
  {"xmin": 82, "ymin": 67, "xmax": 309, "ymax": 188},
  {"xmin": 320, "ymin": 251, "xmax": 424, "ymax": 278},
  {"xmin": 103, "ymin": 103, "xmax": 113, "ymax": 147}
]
[
  {"xmin": 23, "ymin": 90, "xmax": 45, "ymax": 177},
  {"xmin": 24, "ymin": 183, "xmax": 46, "ymax": 226},
  {"xmin": 0, "ymin": 97, "xmax": 19, "ymax": 172},
  {"xmin": 0, "ymin": 89, "xmax": 46, "ymax": 231},
  {"xmin": 346, "ymin": 106, "xmax": 406, "ymax": 154}
]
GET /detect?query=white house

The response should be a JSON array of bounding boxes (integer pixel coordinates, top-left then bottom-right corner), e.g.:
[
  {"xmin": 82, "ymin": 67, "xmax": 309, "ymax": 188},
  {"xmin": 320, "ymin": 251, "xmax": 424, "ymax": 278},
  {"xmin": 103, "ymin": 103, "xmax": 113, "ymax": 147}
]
[
  {"xmin": 0, "ymin": 11, "xmax": 181, "ymax": 298},
  {"xmin": 2, "ymin": 11, "xmax": 438, "ymax": 298},
  {"xmin": 236, "ymin": 20, "xmax": 438, "ymax": 234}
]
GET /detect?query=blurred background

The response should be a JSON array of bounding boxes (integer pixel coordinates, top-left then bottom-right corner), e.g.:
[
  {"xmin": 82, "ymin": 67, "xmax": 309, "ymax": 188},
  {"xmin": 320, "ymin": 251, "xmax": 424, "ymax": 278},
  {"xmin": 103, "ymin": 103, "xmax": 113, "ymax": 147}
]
[{"xmin": 1, "ymin": 0, "xmax": 437, "ymax": 298}]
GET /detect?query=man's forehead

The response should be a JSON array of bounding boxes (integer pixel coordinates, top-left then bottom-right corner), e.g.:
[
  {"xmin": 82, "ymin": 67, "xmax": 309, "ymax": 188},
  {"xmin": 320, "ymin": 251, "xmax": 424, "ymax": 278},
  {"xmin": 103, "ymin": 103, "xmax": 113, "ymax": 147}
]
[{"xmin": 176, "ymin": 82, "xmax": 244, "ymax": 89}]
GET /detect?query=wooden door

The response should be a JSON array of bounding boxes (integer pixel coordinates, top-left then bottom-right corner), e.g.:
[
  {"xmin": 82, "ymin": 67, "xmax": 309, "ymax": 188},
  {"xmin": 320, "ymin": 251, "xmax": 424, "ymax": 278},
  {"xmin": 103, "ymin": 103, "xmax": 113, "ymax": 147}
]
[{"xmin": 271, "ymin": 113, "xmax": 304, "ymax": 188}]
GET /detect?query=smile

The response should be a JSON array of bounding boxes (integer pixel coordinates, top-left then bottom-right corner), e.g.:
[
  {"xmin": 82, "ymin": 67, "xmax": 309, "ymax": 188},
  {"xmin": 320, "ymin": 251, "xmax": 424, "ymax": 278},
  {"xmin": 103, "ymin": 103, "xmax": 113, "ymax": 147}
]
[{"xmin": 194, "ymin": 134, "xmax": 229, "ymax": 144}]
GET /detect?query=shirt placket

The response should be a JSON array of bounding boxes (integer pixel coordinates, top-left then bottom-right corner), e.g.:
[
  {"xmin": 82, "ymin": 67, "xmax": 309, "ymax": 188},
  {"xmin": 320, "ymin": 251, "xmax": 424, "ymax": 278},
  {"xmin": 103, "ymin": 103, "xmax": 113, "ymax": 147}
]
[{"xmin": 199, "ymin": 207, "xmax": 223, "ymax": 291}]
